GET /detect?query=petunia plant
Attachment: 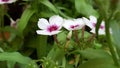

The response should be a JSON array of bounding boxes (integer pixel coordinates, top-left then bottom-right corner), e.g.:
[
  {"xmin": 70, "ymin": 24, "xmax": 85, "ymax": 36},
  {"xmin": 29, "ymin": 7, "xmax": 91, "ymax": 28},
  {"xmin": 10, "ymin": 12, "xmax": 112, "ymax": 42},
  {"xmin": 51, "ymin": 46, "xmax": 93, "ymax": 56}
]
[{"xmin": 0, "ymin": 0, "xmax": 120, "ymax": 68}]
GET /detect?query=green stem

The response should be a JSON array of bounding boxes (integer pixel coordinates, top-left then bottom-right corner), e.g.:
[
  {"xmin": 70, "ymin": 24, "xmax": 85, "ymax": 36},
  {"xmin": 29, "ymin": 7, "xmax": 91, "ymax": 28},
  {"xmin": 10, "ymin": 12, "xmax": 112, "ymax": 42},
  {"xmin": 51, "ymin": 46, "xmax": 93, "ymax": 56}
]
[{"xmin": 105, "ymin": 19, "xmax": 119, "ymax": 66}]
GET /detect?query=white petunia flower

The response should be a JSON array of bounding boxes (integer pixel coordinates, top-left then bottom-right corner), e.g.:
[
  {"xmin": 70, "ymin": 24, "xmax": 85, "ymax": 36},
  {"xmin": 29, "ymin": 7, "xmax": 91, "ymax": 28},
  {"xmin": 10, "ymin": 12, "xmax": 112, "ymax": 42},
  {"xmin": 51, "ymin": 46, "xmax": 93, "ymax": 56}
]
[
  {"xmin": 36, "ymin": 15, "xmax": 63, "ymax": 36},
  {"xmin": 83, "ymin": 15, "xmax": 106, "ymax": 35},
  {"xmin": 90, "ymin": 21, "xmax": 105, "ymax": 35},
  {"xmin": 0, "ymin": 0, "xmax": 16, "ymax": 4},
  {"xmin": 83, "ymin": 16, "xmax": 97, "ymax": 29},
  {"xmin": 63, "ymin": 18, "xmax": 85, "ymax": 31}
]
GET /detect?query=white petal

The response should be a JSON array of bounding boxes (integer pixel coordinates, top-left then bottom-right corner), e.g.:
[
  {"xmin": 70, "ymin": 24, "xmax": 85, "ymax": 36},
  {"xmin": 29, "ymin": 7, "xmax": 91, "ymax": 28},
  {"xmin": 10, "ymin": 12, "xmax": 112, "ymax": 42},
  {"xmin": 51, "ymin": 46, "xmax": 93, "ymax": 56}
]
[
  {"xmin": 8, "ymin": 0, "xmax": 16, "ymax": 3},
  {"xmin": 101, "ymin": 21, "xmax": 105, "ymax": 26},
  {"xmin": 50, "ymin": 31, "xmax": 61, "ymax": 35},
  {"xmin": 63, "ymin": 19, "xmax": 74, "ymax": 31},
  {"xmin": 109, "ymin": 28, "xmax": 112, "ymax": 34},
  {"xmin": 0, "ymin": 2, "xmax": 5, "ymax": 4},
  {"xmin": 36, "ymin": 30, "xmax": 61, "ymax": 35},
  {"xmin": 36, "ymin": 30, "xmax": 50, "ymax": 35},
  {"xmin": 74, "ymin": 18, "xmax": 85, "ymax": 29},
  {"xmin": 89, "ymin": 15, "xmax": 97, "ymax": 24},
  {"xmin": 38, "ymin": 18, "xmax": 49, "ymax": 29},
  {"xmin": 90, "ymin": 28, "xmax": 105, "ymax": 35},
  {"xmin": 90, "ymin": 28, "xmax": 96, "ymax": 34},
  {"xmin": 0, "ymin": 0, "xmax": 16, "ymax": 4},
  {"xmin": 82, "ymin": 17, "xmax": 93, "ymax": 29},
  {"xmin": 98, "ymin": 29, "xmax": 105, "ymax": 35},
  {"xmin": 49, "ymin": 15, "xmax": 63, "ymax": 26}
]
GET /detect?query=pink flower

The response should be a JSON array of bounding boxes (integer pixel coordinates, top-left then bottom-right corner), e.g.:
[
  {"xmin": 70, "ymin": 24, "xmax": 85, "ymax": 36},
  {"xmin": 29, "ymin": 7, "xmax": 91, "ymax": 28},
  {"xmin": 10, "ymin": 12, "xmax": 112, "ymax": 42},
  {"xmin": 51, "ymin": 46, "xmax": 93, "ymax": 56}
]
[
  {"xmin": 0, "ymin": 0, "xmax": 16, "ymax": 4},
  {"xmin": 63, "ymin": 18, "xmax": 85, "ymax": 31},
  {"xmin": 36, "ymin": 15, "xmax": 63, "ymax": 36}
]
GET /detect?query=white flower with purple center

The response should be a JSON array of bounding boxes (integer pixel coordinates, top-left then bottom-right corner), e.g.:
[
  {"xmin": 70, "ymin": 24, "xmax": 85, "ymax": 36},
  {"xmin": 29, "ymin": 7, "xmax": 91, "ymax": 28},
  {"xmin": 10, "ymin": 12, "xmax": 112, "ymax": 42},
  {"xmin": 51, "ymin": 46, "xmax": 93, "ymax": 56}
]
[
  {"xmin": 36, "ymin": 15, "xmax": 63, "ymax": 36},
  {"xmin": 63, "ymin": 18, "xmax": 85, "ymax": 31},
  {"xmin": 83, "ymin": 15, "xmax": 106, "ymax": 35},
  {"xmin": 90, "ymin": 21, "xmax": 105, "ymax": 35},
  {"xmin": 0, "ymin": 0, "xmax": 16, "ymax": 4}
]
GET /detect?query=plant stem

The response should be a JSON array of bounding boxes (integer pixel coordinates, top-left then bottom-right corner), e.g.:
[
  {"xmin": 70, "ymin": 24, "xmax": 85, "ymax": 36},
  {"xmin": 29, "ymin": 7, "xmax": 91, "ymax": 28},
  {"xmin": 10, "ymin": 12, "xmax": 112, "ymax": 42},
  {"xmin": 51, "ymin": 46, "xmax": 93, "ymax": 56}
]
[
  {"xmin": 81, "ymin": 26, "xmax": 85, "ymax": 40},
  {"xmin": 87, "ymin": 34, "xmax": 96, "ymax": 42},
  {"xmin": 74, "ymin": 30, "xmax": 79, "ymax": 44},
  {"xmin": 53, "ymin": 35, "xmax": 59, "ymax": 44},
  {"xmin": 105, "ymin": 19, "xmax": 120, "ymax": 66},
  {"xmin": 53, "ymin": 35, "xmax": 63, "ymax": 48}
]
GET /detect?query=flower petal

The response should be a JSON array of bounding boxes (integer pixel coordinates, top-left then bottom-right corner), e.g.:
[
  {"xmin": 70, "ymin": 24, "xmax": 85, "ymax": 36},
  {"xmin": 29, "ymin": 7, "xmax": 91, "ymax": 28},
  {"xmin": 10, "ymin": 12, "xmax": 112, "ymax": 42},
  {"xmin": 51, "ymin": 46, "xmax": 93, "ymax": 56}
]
[
  {"xmin": 74, "ymin": 18, "xmax": 85, "ymax": 29},
  {"xmin": 90, "ymin": 28, "xmax": 105, "ymax": 35},
  {"xmin": 49, "ymin": 15, "xmax": 63, "ymax": 26},
  {"xmin": 63, "ymin": 19, "xmax": 74, "ymax": 31},
  {"xmin": 101, "ymin": 21, "xmax": 105, "ymax": 27},
  {"xmin": 98, "ymin": 29, "xmax": 105, "ymax": 35},
  {"xmin": 82, "ymin": 17, "xmax": 93, "ymax": 29},
  {"xmin": 0, "ymin": 0, "xmax": 16, "ymax": 4},
  {"xmin": 36, "ymin": 30, "xmax": 61, "ymax": 35},
  {"xmin": 89, "ymin": 15, "xmax": 97, "ymax": 24},
  {"xmin": 38, "ymin": 18, "xmax": 49, "ymax": 29},
  {"xmin": 50, "ymin": 31, "xmax": 61, "ymax": 35}
]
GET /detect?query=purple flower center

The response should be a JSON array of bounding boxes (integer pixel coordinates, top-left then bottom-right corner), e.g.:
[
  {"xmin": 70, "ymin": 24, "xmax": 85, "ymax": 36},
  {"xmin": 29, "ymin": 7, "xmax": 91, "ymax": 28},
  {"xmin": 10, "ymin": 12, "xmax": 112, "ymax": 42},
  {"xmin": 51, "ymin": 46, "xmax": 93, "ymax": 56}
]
[
  {"xmin": 92, "ymin": 23, "xmax": 96, "ymax": 27},
  {"xmin": 92, "ymin": 23, "xmax": 104, "ymax": 29},
  {"xmin": 70, "ymin": 24, "xmax": 79, "ymax": 29},
  {"xmin": 100, "ymin": 25, "xmax": 104, "ymax": 29},
  {"xmin": 2, "ymin": 0, "xmax": 9, "ymax": 2},
  {"xmin": 47, "ymin": 25, "xmax": 58, "ymax": 32}
]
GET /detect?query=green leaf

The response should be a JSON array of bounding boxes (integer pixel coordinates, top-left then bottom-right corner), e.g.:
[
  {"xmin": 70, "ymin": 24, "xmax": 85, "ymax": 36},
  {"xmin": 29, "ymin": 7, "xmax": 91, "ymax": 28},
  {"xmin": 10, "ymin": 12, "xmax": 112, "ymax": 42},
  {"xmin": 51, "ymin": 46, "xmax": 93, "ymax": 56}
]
[
  {"xmin": 39, "ymin": 11, "xmax": 55, "ymax": 18},
  {"xmin": 94, "ymin": 0, "xmax": 110, "ymax": 17},
  {"xmin": 0, "ymin": 52, "xmax": 32, "ymax": 64},
  {"xmin": 25, "ymin": 61, "xmax": 38, "ymax": 68},
  {"xmin": 47, "ymin": 45, "xmax": 65, "ymax": 61},
  {"xmin": 80, "ymin": 48, "xmax": 111, "ymax": 59},
  {"xmin": 111, "ymin": 21, "xmax": 120, "ymax": 49},
  {"xmin": 7, "ymin": 61, "xmax": 16, "ymax": 68},
  {"xmin": 36, "ymin": 35, "xmax": 48, "ymax": 59},
  {"xmin": 39, "ymin": 0, "xmax": 58, "ymax": 14},
  {"xmin": 75, "ymin": 0, "xmax": 99, "ymax": 17},
  {"xmin": 79, "ymin": 58, "xmax": 118, "ymax": 68},
  {"xmin": 57, "ymin": 31, "xmax": 67, "ymax": 43},
  {"xmin": 17, "ymin": 8, "xmax": 35, "ymax": 35},
  {"xmin": 3, "ymin": 26, "xmax": 17, "ymax": 42}
]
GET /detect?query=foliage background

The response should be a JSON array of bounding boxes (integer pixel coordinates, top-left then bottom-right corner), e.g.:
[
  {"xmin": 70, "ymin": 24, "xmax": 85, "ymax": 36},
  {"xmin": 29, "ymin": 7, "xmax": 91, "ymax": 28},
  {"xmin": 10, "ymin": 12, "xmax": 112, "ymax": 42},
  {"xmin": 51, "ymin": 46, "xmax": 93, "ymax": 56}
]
[{"xmin": 0, "ymin": 0, "xmax": 120, "ymax": 68}]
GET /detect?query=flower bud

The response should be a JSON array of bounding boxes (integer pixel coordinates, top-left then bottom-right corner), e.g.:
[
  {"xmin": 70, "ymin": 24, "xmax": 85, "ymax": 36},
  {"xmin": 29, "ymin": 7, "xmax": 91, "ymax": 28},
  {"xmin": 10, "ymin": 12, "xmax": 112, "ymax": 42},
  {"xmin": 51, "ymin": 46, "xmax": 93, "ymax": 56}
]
[{"xmin": 67, "ymin": 31, "xmax": 72, "ymax": 40}]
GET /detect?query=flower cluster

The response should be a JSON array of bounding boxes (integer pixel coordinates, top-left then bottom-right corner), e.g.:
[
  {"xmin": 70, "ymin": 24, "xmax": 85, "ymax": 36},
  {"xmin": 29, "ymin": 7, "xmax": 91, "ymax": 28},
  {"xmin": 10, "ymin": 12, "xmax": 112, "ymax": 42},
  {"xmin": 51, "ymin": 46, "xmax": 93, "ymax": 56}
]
[
  {"xmin": 0, "ymin": 0, "xmax": 16, "ymax": 4},
  {"xmin": 36, "ymin": 15, "xmax": 108, "ymax": 36}
]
